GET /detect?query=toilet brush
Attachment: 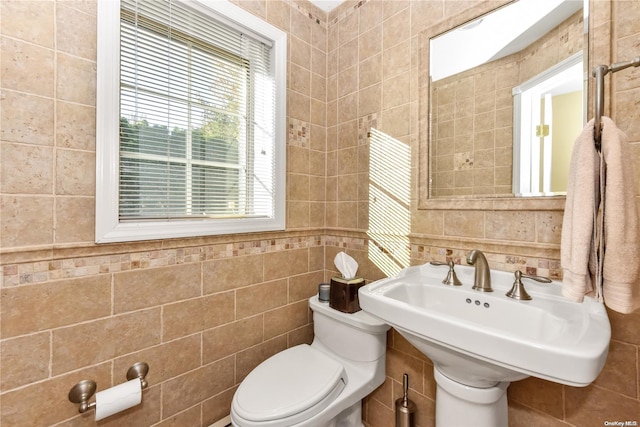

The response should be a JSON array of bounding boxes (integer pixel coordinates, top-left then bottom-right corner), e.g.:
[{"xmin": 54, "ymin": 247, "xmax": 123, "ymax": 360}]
[{"xmin": 395, "ymin": 373, "xmax": 416, "ymax": 427}]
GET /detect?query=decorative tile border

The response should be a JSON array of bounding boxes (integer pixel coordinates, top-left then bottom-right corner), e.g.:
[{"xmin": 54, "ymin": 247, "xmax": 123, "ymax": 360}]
[
  {"xmin": 2, "ymin": 231, "xmax": 562, "ymax": 288},
  {"xmin": 287, "ymin": 0, "xmax": 327, "ymax": 28},
  {"xmin": 324, "ymin": 233, "xmax": 562, "ymax": 280},
  {"xmin": 324, "ymin": 234, "xmax": 368, "ymax": 251},
  {"xmin": 1, "ymin": 235, "xmax": 324, "ymax": 287},
  {"xmin": 328, "ymin": 0, "xmax": 370, "ymax": 27},
  {"xmin": 410, "ymin": 244, "xmax": 562, "ymax": 280}
]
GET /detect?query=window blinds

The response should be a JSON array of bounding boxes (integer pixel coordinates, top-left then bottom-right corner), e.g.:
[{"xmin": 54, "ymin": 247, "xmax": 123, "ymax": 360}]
[{"xmin": 119, "ymin": 0, "xmax": 276, "ymax": 220}]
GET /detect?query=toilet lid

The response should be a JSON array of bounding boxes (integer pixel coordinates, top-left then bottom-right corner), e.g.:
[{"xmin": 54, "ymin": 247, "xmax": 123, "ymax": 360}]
[{"xmin": 233, "ymin": 344, "xmax": 346, "ymax": 423}]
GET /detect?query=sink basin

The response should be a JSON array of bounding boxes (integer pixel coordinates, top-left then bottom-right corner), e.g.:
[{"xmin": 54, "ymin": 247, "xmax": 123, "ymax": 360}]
[{"xmin": 359, "ymin": 262, "xmax": 611, "ymax": 388}]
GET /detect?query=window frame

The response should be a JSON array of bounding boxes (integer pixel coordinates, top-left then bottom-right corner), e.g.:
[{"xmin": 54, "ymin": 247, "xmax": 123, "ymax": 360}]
[{"xmin": 96, "ymin": 0, "xmax": 287, "ymax": 243}]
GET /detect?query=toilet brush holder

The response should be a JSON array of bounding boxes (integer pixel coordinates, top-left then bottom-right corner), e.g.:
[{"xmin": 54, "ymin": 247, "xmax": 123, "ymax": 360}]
[{"xmin": 395, "ymin": 373, "xmax": 416, "ymax": 427}]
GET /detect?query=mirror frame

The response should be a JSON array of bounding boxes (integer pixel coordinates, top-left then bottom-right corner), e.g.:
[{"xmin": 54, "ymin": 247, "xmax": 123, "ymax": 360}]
[{"xmin": 418, "ymin": 0, "xmax": 591, "ymax": 211}]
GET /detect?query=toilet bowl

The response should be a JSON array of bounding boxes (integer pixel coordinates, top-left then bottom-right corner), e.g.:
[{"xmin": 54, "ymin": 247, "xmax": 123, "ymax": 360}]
[{"xmin": 230, "ymin": 295, "xmax": 390, "ymax": 427}]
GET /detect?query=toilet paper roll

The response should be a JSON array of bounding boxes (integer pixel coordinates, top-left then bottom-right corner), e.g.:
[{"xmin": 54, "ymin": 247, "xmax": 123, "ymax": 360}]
[{"xmin": 94, "ymin": 379, "xmax": 142, "ymax": 421}]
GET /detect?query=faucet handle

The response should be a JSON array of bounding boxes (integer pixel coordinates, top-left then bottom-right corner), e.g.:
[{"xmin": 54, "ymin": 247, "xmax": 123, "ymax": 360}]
[
  {"xmin": 520, "ymin": 271, "xmax": 552, "ymax": 284},
  {"xmin": 506, "ymin": 270, "xmax": 551, "ymax": 300},
  {"xmin": 429, "ymin": 260, "xmax": 462, "ymax": 286}
]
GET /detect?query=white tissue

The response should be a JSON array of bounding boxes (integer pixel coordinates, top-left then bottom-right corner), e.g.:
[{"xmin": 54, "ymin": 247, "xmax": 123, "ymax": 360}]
[
  {"xmin": 94, "ymin": 379, "xmax": 142, "ymax": 421},
  {"xmin": 334, "ymin": 251, "xmax": 358, "ymax": 279}
]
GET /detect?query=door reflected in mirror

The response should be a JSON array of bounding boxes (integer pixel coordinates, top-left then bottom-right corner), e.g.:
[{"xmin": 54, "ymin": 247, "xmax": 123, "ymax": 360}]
[
  {"xmin": 428, "ymin": 0, "xmax": 586, "ymax": 199},
  {"xmin": 513, "ymin": 52, "xmax": 584, "ymax": 197}
]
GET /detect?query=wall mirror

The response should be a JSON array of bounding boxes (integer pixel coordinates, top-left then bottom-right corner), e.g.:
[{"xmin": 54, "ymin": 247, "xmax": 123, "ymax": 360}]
[{"xmin": 419, "ymin": 0, "xmax": 588, "ymax": 209}]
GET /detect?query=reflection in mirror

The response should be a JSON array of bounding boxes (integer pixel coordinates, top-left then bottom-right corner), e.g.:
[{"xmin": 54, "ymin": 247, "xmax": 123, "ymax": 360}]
[
  {"xmin": 428, "ymin": 0, "xmax": 586, "ymax": 199},
  {"xmin": 513, "ymin": 52, "xmax": 584, "ymax": 196}
]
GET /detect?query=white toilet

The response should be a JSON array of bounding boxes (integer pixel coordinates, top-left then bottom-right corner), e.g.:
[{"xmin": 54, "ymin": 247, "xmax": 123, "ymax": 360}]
[{"xmin": 230, "ymin": 295, "xmax": 390, "ymax": 427}]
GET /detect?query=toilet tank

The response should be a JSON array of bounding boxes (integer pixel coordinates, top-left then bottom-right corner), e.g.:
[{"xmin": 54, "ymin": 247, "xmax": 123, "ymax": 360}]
[{"xmin": 309, "ymin": 296, "xmax": 389, "ymax": 362}]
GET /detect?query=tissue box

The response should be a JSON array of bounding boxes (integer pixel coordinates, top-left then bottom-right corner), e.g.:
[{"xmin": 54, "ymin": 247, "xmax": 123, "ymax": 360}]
[{"xmin": 329, "ymin": 277, "xmax": 365, "ymax": 313}]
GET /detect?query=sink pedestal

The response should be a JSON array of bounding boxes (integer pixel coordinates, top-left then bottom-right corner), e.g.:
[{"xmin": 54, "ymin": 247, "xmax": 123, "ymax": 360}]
[{"xmin": 434, "ymin": 367, "xmax": 509, "ymax": 427}]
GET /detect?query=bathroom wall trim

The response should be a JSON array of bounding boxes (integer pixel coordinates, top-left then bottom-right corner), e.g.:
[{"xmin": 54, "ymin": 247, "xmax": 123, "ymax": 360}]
[
  {"xmin": 419, "ymin": 196, "xmax": 566, "ymax": 211},
  {"xmin": 0, "ymin": 229, "xmax": 326, "ymax": 266},
  {"xmin": 325, "ymin": 229, "xmax": 560, "ymax": 259},
  {"xmin": 409, "ymin": 234, "xmax": 561, "ymax": 260}
]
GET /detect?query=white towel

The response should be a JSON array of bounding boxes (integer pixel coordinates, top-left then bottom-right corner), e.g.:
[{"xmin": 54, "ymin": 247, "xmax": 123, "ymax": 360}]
[
  {"xmin": 599, "ymin": 117, "xmax": 640, "ymax": 313},
  {"xmin": 561, "ymin": 117, "xmax": 640, "ymax": 313},
  {"xmin": 561, "ymin": 118, "xmax": 600, "ymax": 302}
]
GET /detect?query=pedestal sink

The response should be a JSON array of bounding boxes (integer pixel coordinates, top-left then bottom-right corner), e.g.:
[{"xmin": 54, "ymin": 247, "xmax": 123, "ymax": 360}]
[{"xmin": 358, "ymin": 262, "xmax": 610, "ymax": 427}]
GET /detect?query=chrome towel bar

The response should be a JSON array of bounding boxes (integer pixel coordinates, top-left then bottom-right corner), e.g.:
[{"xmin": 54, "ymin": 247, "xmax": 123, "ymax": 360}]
[{"xmin": 592, "ymin": 56, "xmax": 640, "ymax": 150}]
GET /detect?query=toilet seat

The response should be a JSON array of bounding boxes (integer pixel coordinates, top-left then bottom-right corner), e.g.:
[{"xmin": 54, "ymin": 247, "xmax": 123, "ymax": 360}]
[{"xmin": 232, "ymin": 344, "xmax": 346, "ymax": 426}]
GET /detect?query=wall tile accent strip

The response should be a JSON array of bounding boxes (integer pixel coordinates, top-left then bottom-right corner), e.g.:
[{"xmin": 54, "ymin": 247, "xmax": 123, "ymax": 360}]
[
  {"xmin": 328, "ymin": 0, "xmax": 370, "ymax": 27},
  {"xmin": 325, "ymin": 233, "xmax": 563, "ymax": 280},
  {"xmin": 287, "ymin": 0, "xmax": 328, "ymax": 27},
  {"xmin": 1, "ymin": 235, "xmax": 324, "ymax": 287},
  {"xmin": 410, "ymin": 244, "xmax": 563, "ymax": 279},
  {"xmin": 324, "ymin": 234, "xmax": 367, "ymax": 251}
]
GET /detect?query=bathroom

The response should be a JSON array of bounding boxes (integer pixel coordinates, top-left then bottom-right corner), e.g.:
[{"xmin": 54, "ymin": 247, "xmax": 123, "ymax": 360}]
[{"xmin": 0, "ymin": 0, "xmax": 639, "ymax": 425}]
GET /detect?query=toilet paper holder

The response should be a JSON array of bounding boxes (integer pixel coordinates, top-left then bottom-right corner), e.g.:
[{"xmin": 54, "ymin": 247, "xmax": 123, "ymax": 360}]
[{"xmin": 68, "ymin": 362, "xmax": 149, "ymax": 413}]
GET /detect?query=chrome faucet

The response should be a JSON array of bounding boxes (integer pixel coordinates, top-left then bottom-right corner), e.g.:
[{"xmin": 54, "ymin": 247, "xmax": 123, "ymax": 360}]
[{"xmin": 467, "ymin": 250, "xmax": 492, "ymax": 292}]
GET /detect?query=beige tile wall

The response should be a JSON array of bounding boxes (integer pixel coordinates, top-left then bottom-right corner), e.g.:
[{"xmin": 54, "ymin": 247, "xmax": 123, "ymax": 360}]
[
  {"xmin": 1, "ymin": 236, "xmax": 325, "ymax": 426},
  {"xmin": 0, "ymin": 0, "xmax": 329, "ymax": 426},
  {"xmin": 1, "ymin": 0, "xmax": 640, "ymax": 426},
  {"xmin": 321, "ymin": 1, "xmax": 640, "ymax": 426}
]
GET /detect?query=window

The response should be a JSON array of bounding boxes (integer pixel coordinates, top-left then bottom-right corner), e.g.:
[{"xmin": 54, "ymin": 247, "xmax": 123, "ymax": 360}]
[{"xmin": 96, "ymin": 0, "xmax": 286, "ymax": 243}]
